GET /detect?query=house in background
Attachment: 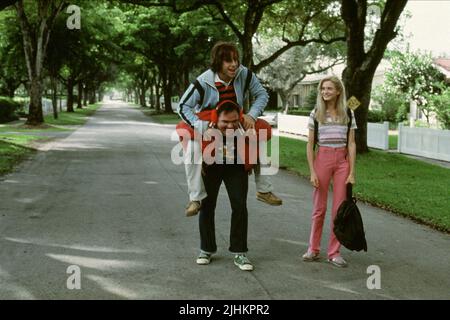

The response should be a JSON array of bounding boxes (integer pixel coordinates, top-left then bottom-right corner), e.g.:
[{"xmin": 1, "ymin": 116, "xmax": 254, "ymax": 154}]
[
  {"xmin": 280, "ymin": 58, "xmax": 449, "ymax": 123},
  {"xmin": 278, "ymin": 60, "xmax": 391, "ymax": 109},
  {"xmin": 434, "ymin": 58, "xmax": 450, "ymax": 83}
]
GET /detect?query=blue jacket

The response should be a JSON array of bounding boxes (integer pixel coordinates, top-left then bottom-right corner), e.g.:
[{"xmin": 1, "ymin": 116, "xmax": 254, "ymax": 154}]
[{"xmin": 177, "ymin": 65, "xmax": 268, "ymax": 133}]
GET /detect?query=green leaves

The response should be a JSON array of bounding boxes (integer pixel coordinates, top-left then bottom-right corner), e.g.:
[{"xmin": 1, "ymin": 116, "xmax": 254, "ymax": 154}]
[{"xmin": 386, "ymin": 51, "xmax": 446, "ymax": 104}]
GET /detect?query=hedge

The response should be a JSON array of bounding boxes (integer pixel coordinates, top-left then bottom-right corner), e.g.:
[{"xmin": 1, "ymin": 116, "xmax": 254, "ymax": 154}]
[{"xmin": 0, "ymin": 96, "xmax": 21, "ymax": 123}]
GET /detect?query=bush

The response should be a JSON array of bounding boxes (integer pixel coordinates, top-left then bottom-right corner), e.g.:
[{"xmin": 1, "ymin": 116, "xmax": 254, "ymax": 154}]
[
  {"xmin": 287, "ymin": 108, "xmax": 312, "ymax": 117},
  {"xmin": 0, "ymin": 96, "xmax": 21, "ymax": 123},
  {"xmin": 372, "ymin": 85, "xmax": 408, "ymax": 123},
  {"xmin": 304, "ymin": 88, "xmax": 318, "ymax": 110},
  {"xmin": 367, "ymin": 109, "xmax": 384, "ymax": 123},
  {"xmin": 427, "ymin": 88, "xmax": 450, "ymax": 129}
]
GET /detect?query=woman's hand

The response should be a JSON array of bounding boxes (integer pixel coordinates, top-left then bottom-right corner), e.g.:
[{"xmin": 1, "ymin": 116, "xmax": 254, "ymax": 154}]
[
  {"xmin": 345, "ymin": 173, "xmax": 355, "ymax": 185},
  {"xmin": 310, "ymin": 171, "xmax": 319, "ymax": 188}
]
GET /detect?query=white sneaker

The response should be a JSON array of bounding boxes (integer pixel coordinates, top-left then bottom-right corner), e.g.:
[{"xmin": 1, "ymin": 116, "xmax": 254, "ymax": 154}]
[
  {"xmin": 302, "ymin": 251, "xmax": 320, "ymax": 262},
  {"xmin": 196, "ymin": 252, "xmax": 211, "ymax": 265},
  {"xmin": 327, "ymin": 256, "xmax": 348, "ymax": 268}
]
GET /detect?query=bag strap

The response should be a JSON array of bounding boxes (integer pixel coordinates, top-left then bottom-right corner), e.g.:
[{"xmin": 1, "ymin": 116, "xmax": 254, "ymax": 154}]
[
  {"xmin": 346, "ymin": 107, "xmax": 352, "ymax": 149},
  {"xmin": 193, "ymin": 79, "xmax": 205, "ymax": 106},
  {"xmin": 346, "ymin": 183, "xmax": 353, "ymax": 201},
  {"xmin": 313, "ymin": 108, "xmax": 318, "ymax": 150},
  {"xmin": 244, "ymin": 69, "xmax": 253, "ymax": 97}
]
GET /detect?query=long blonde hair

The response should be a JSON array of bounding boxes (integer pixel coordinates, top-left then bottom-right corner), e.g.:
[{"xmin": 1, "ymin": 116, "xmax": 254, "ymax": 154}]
[{"xmin": 315, "ymin": 76, "xmax": 348, "ymax": 124}]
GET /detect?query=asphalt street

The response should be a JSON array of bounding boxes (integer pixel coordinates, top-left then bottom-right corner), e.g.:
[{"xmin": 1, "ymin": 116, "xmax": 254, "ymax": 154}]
[{"xmin": 0, "ymin": 101, "xmax": 449, "ymax": 299}]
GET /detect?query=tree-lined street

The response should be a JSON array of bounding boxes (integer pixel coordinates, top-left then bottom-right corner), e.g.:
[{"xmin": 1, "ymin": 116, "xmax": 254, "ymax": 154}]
[{"xmin": 0, "ymin": 101, "xmax": 449, "ymax": 299}]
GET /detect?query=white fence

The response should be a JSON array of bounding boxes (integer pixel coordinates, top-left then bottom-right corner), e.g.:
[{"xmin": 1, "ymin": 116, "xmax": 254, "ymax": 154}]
[
  {"xmin": 398, "ymin": 123, "xmax": 450, "ymax": 162},
  {"xmin": 277, "ymin": 113, "xmax": 389, "ymax": 150},
  {"xmin": 367, "ymin": 122, "xmax": 389, "ymax": 150},
  {"xmin": 20, "ymin": 98, "xmax": 67, "ymax": 115},
  {"xmin": 277, "ymin": 113, "xmax": 310, "ymax": 136}
]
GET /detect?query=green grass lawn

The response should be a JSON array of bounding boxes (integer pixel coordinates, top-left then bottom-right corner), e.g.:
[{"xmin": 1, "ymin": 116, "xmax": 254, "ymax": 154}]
[
  {"xmin": 389, "ymin": 134, "xmax": 398, "ymax": 150},
  {"xmin": 0, "ymin": 103, "xmax": 100, "ymax": 132},
  {"xmin": 44, "ymin": 103, "xmax": 101, "ymax": 126},
  {"xmin": 278, "ymin": 137, "xmax": 450, "ymax": 232},
  {"xmin": 0, "ymin": 139, "xmax": 35, "ymax": 175},
  {"xmin": 0, "ymin": 103, "xmax": 100, "ymax": 176},
  {"xmin": 141, "ymin": 109, "xmax": 180, "ymax": 124},
  {"xmin": 0, "ymin": 124, "xmax": 71, "ymax": 133}
]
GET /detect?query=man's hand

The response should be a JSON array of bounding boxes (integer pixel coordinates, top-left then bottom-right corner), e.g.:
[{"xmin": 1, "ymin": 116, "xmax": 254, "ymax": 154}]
[
  {"xmin": 242, "ymin": 114, "xmax": 255, "ymax": 130},
  {"xmin": 203, "ymin": 127, "xmax": 216, "ymax": 140}
]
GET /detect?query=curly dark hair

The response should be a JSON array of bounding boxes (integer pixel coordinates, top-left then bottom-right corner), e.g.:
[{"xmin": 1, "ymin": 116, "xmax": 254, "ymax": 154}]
[
  {"xmin": 210, "ymin": 41, "xmax": 240, "ymax": 73},
  {"xmin": 216, "ymin": 99, "xmax": 240, "ymax": 117}
]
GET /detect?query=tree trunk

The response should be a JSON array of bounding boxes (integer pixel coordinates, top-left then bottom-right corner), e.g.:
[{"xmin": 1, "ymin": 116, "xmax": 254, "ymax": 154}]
[
  {"xmin": 27, "ymin": 79, "xmax": 44, "ymax": 124},
  {"xmin": 66, "ymin": 78, "xmax": 75, "ymax": 112},
  {"xmin": 98, "ymin": 88, "xmax": 104, "ymax": 102},
  {"xmin": 83, "ymin": 86, "xmax": 88, "ymax": 106},
  {"xmin": 341, "ymin": 0, "xmax": 408, "ymax": 154},
  {"xmin": 50, "ymin": 76, "xmax": 58, "ymax": 119},
  {"xmin": 155, "ymin": 76, "xmax": 162, "ymax": 113},
  {"xmin": 89, "ymin": 88, "xmax": 96, "ymax": 104},
  {"xmin": 149, "ymin": 85, "xmax": 155, "ymax": 108},
  {"xmin": 163, "ymin": 73, "xmax": 174, "ymax": 114},
  {"xmin": 241, "ymin": 35, "xmax": 254, "ymax": 70},
  {"xmin": 279, "ymin": 92, "xmax": 290, "ymax": 114},
  {"xmin": 155, "ymin": 89, "xmax": 161, "ymax": 113},
  {"xmin": 139, "ymin": 84, "xmax": 147, "ymax": 107},
  {"xmin": 77, "ymin": 82, "xmax": 83, "ymax": 109},
  {"xmin": 15, "ymin": 0, "xmax": 64, "ymax": 125},
  {"xmin": 341, "ymin": 69, "xmax": 372, "ymax": 153},
  {"xmin": 134, "ymin": 89, "xmax": 139, "ymax": 105},
  {"xmin": 183, "ymin": 68, "xmax": 190, "ymax": 94},
  {"xmin": 59, "ymin": 83, "xmax": 63, "ymax": 112}
]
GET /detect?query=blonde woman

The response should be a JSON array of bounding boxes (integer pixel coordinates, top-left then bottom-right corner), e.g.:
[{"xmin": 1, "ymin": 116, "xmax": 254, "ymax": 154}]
[{"xmin": 303, "ymin": 76, "xmax": 357, "ymax": 267}]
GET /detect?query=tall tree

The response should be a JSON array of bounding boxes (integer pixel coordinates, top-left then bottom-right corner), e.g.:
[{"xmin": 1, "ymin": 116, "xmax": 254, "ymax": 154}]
[
  {"xmin": 256, "ymin": 37, "xmax": 344, "ymax": 112},
  {"xmin": 118, "ymin": 0, "xmax": 345, "ymax": 72},
  {"xmin": 119, "ymin": 6, "xmax": 230, "ymax": 113},
  {"xmin": 0, "ymin": 0, "xmax": 18, "ymax": 11},
  {"xmin": 0, "ymin": 9, "xmax": 27, "ymax": 97},
  {"xmin": 15, "ymin": 0, "xmax": 65, "ymax": 125},
  {"xmin": 341, "ymin": 0, "xmax": 408, "ymax": 153},
  {"xmin": 385, "ymin": 50, "xmax": 446, "ymax": 125}
]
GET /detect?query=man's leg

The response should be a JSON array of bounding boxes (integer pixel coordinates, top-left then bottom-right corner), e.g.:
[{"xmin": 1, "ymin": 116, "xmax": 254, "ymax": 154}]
[
  {"xmin": 223, "ymin": 164, "xmax": 253, "ymax": 271},
  {"xmin": 199, "ymin": 164, "xmax": 223, "ymax": 255},
  {"xmin": 254, "ymin": 163, "xmax": 282, "ymax": 206},
  {"xmin": 223, "ymin": 164, "xmax": 249, "ymax": 253},
  {"xmin": 184, "ymin": 139, "xmax": 207, "ymax": 216}
]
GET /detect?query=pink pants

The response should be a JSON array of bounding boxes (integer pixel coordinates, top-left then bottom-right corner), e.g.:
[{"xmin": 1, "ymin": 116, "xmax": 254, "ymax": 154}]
[{"xmin": 308, "ymin": 146, "xmax": 349, "ymax": 259}]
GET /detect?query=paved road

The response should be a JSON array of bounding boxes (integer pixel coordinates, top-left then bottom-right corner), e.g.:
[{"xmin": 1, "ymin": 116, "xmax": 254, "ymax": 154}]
[{"xmin": 0, "ymin": 101, "xmax": 449, "ymax": 299}]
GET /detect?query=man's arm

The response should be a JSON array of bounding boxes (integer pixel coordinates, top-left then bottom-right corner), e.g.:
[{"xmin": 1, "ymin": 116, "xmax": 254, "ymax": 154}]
[{"xmin": 178, "ymin": 82, "xmax": 209, "ymax": 133}]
